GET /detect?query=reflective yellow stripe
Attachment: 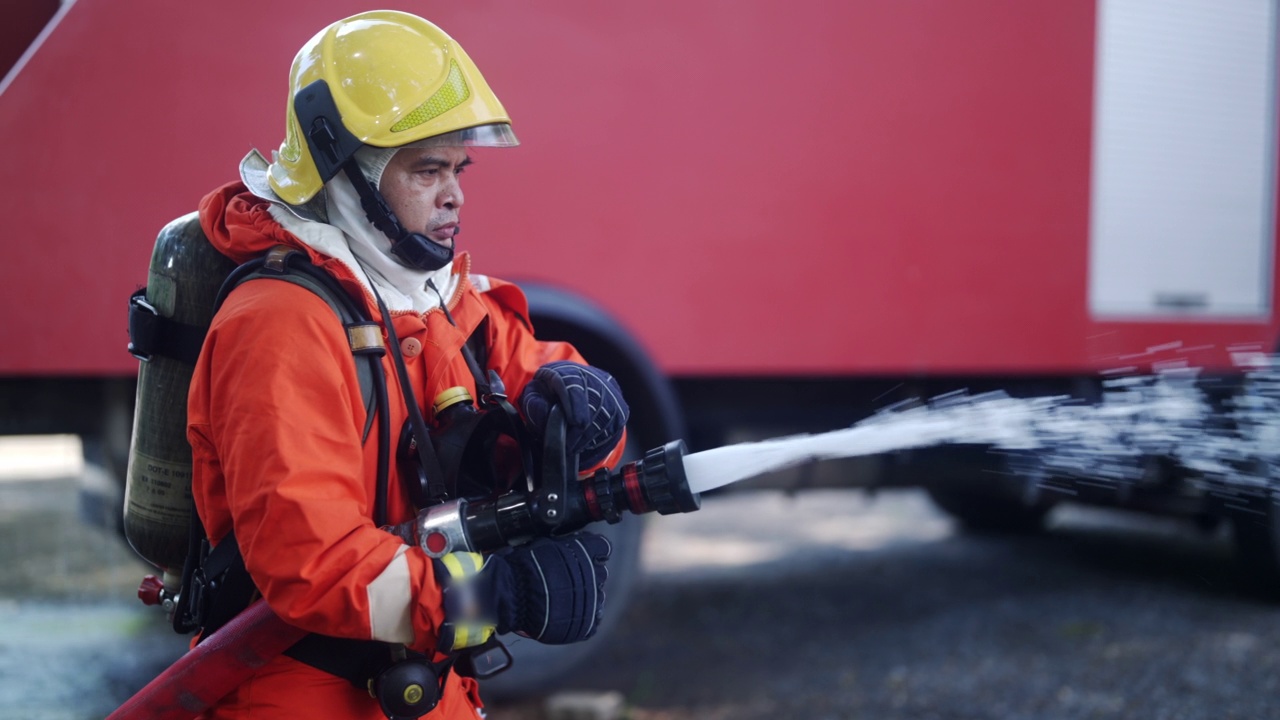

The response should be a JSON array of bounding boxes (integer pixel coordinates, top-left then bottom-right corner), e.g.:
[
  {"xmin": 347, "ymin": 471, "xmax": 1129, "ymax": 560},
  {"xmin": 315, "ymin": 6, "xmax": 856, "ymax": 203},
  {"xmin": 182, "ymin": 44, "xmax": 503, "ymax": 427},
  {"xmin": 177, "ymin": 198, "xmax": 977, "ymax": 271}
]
[
  {"xmin": 442, "ymin": 622, "xmax": 493, "ymax": 651},
  {"xmin": 438, "ymin": 552, "xmax": 492, "ymax": 652},
  {"xmin": 458, "ymin": 552, "xmax": 482, "ymax": 575},
  {"xmin": 446, "ymin": 622, "xmax": 495, "ymax": 650},
  {"xmin": 441, "ymin": 552, "xmax": 483, "ymax": 581},
  {"xmin": 441, "ymin": 554, "xmax": 463, "ymax": 579},
  {"xmin": 390, "ymin": 59, "xmax": 471, "ymax": 133}
]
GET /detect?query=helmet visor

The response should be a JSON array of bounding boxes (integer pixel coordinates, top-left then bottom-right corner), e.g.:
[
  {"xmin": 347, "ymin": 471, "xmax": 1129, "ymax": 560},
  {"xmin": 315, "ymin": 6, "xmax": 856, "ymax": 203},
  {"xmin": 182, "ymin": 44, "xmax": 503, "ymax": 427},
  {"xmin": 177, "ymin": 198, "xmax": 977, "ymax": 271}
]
[{"xmin": 400, "ymin": 123, "xmax": 519, "ymax": 149}]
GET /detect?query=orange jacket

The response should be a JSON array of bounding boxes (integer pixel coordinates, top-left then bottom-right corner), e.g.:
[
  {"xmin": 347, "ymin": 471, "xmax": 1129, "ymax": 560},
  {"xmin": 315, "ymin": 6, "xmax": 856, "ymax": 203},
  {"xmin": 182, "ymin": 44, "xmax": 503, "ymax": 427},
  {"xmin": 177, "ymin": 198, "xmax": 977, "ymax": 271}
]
[{"xmin": 187, "ymin": 183, "xmax": 625, "ymax": 719}]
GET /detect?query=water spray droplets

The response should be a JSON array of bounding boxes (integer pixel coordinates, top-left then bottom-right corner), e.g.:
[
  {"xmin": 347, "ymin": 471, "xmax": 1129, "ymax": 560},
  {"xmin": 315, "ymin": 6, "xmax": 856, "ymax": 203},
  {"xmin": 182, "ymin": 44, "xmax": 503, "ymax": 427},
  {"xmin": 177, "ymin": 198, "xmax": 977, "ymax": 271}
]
[{"xmin": 681, "ymin": 357, "xmax": 1280, "ymax": 499}]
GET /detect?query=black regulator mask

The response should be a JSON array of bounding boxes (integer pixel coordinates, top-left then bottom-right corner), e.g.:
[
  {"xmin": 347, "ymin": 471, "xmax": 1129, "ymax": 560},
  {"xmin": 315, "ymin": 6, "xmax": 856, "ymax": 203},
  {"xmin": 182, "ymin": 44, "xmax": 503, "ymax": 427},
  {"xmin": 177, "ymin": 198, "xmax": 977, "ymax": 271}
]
[
  {"xmin": 399, "ymin": 386, "xmax": 534, "ymax": 509},
  {"xmin": 388, "ymin": 227, "xmax": 455, "ymax": 273}
]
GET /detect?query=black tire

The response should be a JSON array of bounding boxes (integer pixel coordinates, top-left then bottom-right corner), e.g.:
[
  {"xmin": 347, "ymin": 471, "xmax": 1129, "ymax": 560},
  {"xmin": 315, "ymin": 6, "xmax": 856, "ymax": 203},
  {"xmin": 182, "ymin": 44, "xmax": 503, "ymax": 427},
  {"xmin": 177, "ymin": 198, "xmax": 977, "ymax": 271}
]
[
  {"xmin": 1225, "ymin": 339, "xmax": 1280, "ymax": 598},
  {"xmin": 1231, "ymin": 494, "xmax": 1280, "ymax": 598},
  {"xmin": 921, "ymin": 445, "xmax": 1051, "ymax": 534},
  {"xmin": 77, "ymin": 380, "xmax": 134, "ymax": 537},
  {"xmin": 78, "ymin": 435, "xmax": 127, "ymax": 536},
  {"xmin": 927, "ymin": 484, "xmax": 1051, "ymax": 534}
]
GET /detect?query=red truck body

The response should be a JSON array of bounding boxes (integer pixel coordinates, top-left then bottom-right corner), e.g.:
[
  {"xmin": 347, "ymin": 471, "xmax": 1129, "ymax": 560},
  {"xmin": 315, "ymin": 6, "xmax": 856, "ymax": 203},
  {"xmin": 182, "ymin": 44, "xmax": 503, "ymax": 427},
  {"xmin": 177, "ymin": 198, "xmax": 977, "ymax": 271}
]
[
  {"xmin": 8, "ymin": 3, "xmax": 1280, "ymax": 694},
  {"xmin": 3, "ymin": 0, "xmax": 1274, "ymax": 380}
]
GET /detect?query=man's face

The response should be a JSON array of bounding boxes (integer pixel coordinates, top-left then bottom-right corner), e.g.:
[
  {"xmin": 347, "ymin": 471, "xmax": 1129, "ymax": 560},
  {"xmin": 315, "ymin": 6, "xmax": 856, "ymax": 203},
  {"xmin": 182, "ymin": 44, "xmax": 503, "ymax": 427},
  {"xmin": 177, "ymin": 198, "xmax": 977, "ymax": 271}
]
[{"xmin": 379, "ymin": 145, "xmax": 471, "ymax": 251}]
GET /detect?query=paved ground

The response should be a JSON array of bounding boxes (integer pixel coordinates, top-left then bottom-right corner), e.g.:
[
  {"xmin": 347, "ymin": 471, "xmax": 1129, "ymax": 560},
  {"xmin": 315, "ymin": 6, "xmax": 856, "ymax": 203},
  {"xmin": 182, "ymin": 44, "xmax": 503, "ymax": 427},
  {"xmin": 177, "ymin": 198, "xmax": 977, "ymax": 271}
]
[{"xmin": 1, "ymin": 439, "xmax": 1277, "ymax": 719}]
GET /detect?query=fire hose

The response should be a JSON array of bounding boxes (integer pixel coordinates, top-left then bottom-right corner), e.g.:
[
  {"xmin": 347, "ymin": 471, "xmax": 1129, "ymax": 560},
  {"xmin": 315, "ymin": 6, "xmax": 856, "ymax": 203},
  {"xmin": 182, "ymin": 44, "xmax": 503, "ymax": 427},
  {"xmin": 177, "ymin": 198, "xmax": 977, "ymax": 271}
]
[{"xmin": 107, "ymin": 407, "xmax": 699, "ymax": 720}]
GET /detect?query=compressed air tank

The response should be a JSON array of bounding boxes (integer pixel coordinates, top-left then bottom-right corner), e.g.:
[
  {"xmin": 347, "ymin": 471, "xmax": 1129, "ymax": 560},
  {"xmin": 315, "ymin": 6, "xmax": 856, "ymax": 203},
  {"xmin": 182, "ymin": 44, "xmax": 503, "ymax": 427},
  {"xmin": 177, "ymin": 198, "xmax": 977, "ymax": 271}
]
[{"xmin": 124, "ymin": 212, "xmax": 236, "ymax": 573}]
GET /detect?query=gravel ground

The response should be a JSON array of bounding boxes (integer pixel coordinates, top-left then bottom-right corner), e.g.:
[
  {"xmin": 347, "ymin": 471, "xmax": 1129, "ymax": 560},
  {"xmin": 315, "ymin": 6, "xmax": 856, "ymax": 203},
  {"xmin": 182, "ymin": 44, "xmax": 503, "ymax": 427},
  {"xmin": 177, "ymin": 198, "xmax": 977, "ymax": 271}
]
[
  {"xmin": 484, "ymin": 491, "xmax": 1280, "ymax": 720},
  {"xmin": 1, "ymin": 454, "xmax": 1277, "ymax": 720},
  {"xmin": 0, "ymin": 471, "xmax": 187, "ymax": 720}
]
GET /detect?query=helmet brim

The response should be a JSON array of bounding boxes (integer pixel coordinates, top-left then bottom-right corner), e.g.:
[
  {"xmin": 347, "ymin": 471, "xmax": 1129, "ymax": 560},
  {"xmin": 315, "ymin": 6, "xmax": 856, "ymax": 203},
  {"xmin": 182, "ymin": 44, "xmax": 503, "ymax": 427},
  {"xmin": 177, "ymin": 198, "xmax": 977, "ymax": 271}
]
[{"xmin": 393, "ymin": 123, "xmax": 519, "ymax": 150}]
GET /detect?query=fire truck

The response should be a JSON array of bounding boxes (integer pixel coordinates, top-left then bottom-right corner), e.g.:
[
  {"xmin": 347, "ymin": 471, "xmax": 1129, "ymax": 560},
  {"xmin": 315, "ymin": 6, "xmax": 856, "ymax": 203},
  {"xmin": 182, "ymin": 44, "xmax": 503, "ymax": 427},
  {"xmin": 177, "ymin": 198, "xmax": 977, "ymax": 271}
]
[{"xmin": 3, "ymin": 0, "xmax": 1278, "ymax": 695}]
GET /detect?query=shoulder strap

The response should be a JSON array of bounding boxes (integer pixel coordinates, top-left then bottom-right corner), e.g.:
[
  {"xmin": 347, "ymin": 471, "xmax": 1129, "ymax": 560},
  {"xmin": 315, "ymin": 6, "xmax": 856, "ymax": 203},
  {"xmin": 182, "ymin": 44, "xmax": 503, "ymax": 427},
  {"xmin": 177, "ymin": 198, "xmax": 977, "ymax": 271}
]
[
  {"xmin": 218, "ymin": 246, "xmax": 393, "ymax": 526},
  {"xmin": 175, "ymin": 246, "xmax": 396, "ymax": 635},
  {"xmin": 217, "ymin": 247, "xmax": 385, "ymax": 443}
]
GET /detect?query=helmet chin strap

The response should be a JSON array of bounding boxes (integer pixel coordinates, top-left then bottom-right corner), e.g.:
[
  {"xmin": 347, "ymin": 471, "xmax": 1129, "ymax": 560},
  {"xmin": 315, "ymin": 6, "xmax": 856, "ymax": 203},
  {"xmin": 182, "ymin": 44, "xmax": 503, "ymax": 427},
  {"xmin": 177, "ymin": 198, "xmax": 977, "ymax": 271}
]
[{"xmin": 340, "ymin": 160, "xmax": 454, "ymax": 273}]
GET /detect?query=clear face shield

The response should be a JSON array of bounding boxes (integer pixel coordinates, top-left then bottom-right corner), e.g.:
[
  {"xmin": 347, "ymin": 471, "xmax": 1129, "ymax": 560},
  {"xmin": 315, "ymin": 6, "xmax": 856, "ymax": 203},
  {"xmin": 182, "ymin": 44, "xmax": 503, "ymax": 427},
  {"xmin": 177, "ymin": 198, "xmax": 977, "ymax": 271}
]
[
  {"xmin": 402, "ymin": 123, "xmax": 519, "ymax": 149},
  {"xmin": 355, "ymin": 123, "xmax": 519, "ymax": 189}
]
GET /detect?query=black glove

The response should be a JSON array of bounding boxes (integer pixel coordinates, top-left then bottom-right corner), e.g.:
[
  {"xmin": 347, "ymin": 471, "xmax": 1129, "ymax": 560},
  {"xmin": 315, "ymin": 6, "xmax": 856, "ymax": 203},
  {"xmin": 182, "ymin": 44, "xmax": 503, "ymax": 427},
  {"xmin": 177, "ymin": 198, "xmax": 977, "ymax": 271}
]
[
  {"xmin": 490, "ymin": 532, "xmax": 612, "ymax": 645},
  {"xmin": 519, "ymin": 361, "xmax": 629, "ymax": 467}
]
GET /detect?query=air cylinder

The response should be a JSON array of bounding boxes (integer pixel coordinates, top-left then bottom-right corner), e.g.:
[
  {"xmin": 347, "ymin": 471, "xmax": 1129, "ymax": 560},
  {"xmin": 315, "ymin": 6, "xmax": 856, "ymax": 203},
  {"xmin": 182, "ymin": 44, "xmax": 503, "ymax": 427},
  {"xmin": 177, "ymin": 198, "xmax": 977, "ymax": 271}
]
[{"xmin": 123, "ymin": 212, "xmax": 236, "ymax": 573}]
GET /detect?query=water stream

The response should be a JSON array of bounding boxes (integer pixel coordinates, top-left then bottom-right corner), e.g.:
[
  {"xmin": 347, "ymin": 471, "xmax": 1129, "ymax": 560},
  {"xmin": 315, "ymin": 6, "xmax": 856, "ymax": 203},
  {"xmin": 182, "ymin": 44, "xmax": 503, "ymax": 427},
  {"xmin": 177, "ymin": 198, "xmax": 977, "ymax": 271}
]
[{"xmin": 682, "ymin": 355, "xmax": 1280, "ymax": 502}]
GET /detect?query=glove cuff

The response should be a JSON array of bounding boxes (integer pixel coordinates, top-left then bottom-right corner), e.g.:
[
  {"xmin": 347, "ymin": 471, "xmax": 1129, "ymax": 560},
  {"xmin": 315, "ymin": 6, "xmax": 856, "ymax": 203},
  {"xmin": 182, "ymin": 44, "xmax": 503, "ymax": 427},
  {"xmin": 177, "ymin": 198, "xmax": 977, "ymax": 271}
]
[
  {"xmin": 431, "ymin": 552, "xmax": 509, "ymax": 652},
  {"xmin": 486, "ymin": 554, "xmax": 521, "ymax": 636}
]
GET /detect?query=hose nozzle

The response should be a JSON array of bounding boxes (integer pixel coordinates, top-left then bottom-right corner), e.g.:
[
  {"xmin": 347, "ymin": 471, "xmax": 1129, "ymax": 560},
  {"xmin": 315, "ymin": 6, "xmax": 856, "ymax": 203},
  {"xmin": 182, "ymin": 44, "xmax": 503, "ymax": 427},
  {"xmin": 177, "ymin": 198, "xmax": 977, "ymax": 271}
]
[
  {"xmin": 582, "ymin": 440, "xmax": 701, "ymax": 523},
  {"xmin": 402, "ymin": 438, "xmax": 702, "ymax": 557}
]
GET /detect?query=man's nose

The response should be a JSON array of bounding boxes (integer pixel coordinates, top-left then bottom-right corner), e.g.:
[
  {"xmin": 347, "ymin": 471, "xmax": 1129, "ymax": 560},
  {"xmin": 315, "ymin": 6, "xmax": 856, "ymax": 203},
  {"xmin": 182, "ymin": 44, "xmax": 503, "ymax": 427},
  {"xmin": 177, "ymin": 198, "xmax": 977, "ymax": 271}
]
[{"xmin": 439, "ymin": 175, "xmax": 464, "ymax": 210}]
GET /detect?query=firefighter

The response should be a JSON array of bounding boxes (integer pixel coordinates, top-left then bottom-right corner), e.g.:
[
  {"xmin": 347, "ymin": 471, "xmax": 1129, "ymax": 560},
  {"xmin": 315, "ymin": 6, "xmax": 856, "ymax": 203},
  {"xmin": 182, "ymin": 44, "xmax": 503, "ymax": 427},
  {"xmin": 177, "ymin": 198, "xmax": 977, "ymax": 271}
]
[{"xmin": 186, "ymin": 11, "xmax": 628, "ymax": 719}]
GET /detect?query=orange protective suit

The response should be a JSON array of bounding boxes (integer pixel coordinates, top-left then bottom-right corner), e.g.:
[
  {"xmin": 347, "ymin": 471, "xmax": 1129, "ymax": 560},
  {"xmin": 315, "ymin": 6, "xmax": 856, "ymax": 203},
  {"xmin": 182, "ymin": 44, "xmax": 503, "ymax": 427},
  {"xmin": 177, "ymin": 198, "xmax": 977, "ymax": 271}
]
[{"xmin": 187, "ymin": 182, "xmax": 625, "ymax": 719}]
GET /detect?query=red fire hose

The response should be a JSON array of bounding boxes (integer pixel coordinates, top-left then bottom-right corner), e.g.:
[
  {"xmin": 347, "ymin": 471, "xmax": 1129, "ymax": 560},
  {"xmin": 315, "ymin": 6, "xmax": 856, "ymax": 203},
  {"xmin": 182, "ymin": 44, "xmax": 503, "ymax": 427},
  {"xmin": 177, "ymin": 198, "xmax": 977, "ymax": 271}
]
[{"xmin": 106, "ymin": 599, "xmax": 306, "ymax": 720}]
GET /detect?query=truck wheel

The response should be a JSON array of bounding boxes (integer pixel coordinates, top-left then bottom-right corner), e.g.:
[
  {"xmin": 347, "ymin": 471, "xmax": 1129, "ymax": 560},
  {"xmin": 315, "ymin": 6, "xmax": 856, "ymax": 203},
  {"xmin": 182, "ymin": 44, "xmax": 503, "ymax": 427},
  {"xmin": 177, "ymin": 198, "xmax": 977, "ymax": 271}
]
[
  {"xmin": 77, "ymin": 379, "xmax": 135, "ymax": 536},
  {"xmin": 921, "ymin": 446, "xmax": 1051, "ymax": 534},
  {"xmin": 926, "ymin": 484, "xmax": 1051, "ymax": 534},
  {"xmin": 1231, "ymin": 494, "xmax": 1280, "ymax": 597},
  {"xmin": 1225, "ymin": 346, "xmax": 1280, "ymax": 597}
]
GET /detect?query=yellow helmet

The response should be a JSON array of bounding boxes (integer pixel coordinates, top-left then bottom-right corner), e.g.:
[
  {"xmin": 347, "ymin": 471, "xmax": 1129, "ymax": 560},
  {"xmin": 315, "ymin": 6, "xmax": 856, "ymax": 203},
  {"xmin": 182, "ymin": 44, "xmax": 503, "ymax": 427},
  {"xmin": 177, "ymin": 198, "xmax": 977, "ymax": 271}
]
[{"xmin": 268, "ymin": 11, "xmax": 518, "ymax": 205}]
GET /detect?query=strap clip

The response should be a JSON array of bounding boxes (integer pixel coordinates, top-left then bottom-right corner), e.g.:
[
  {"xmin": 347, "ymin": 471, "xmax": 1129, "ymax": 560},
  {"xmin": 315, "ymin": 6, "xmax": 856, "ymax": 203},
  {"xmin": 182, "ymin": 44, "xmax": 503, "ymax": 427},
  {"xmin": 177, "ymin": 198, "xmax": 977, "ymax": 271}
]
[
  {"xmin": 263, "ymin": 246, "xmax": 299, "ymax": 274},
  {"xmin": 347, "ymin": 322, "xmax": 386, "ymax": 356},
  {"xmin": 127, "ymin": 289, "xmax": 159, "ymax": 362}
]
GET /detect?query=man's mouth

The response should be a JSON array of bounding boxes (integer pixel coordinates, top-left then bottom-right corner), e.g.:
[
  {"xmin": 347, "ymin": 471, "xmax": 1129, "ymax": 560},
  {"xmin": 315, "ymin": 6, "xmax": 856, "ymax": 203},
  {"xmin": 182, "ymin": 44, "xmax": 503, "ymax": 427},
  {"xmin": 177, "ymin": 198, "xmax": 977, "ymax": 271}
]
[{"xmin": 427, "ymin": 223, "xmax": 458, "ymax": 246}]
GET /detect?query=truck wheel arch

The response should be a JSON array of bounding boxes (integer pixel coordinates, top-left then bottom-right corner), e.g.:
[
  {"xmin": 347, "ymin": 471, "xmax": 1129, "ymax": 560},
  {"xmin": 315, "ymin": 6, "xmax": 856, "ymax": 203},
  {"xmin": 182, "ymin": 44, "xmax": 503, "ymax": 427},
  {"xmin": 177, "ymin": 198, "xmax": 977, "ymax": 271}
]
[
  {"xmin": 480, "ymin": 281, "xmax": 685, "ymax": 700},
  {"xmin": 519, "ymin": 281, "xmax": 685, "ymax": 450}
]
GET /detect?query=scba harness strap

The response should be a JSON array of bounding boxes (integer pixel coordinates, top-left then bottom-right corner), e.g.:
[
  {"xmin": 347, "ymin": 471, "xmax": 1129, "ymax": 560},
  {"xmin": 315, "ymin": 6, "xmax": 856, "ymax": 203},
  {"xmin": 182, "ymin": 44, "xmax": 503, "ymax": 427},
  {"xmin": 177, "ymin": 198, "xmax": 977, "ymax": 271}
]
[
  {"xmin": 137, "ymin": 245, "xmax": 434, "ymax": 699},
  {"xmin": 231, "ymin": 246, "xmax": 389, "ymax": 446},
  {"xmin": 172, "ymin": 246, "xmax": 407, "ymax": 688}
]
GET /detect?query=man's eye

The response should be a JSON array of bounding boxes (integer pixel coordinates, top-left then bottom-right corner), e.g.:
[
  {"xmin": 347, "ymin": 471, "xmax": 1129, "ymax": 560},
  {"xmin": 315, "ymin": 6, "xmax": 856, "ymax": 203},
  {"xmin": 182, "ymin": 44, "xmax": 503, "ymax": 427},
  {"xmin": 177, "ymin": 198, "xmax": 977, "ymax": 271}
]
[{"xmin": 455, "ymin": 166, "xmax": 466, "ymax": 175}]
